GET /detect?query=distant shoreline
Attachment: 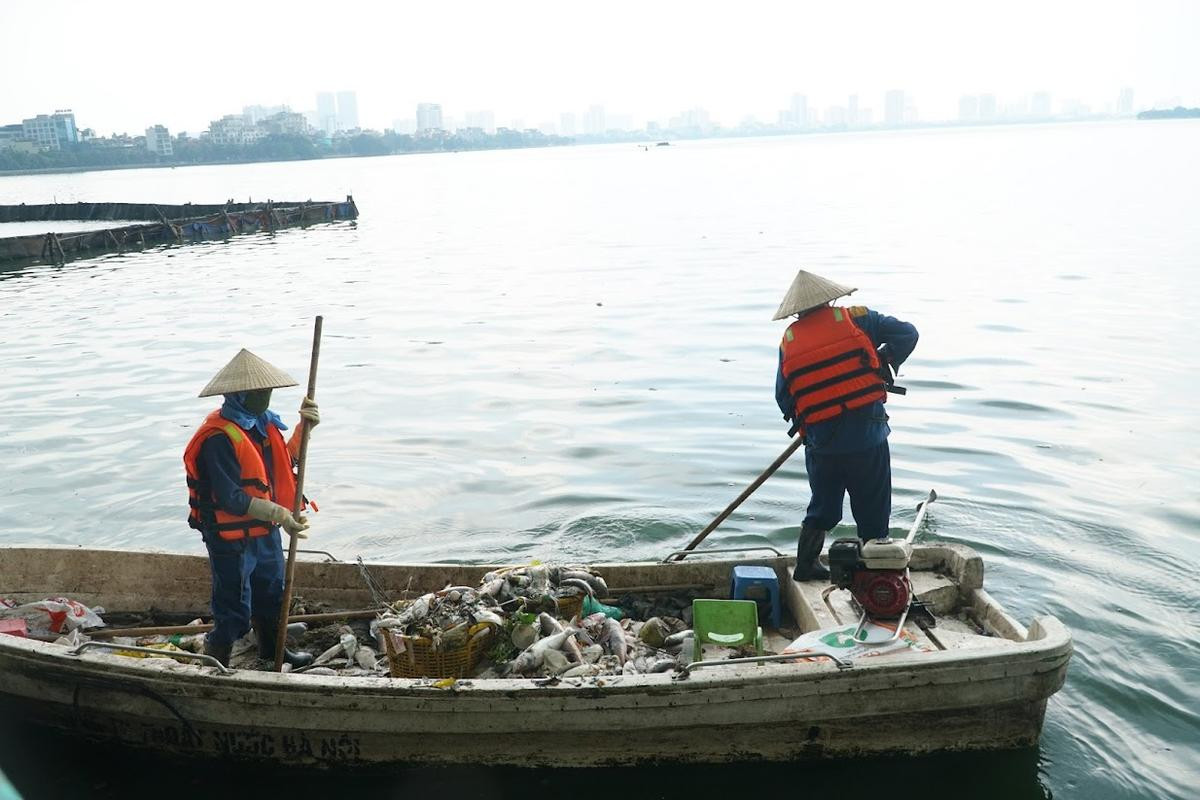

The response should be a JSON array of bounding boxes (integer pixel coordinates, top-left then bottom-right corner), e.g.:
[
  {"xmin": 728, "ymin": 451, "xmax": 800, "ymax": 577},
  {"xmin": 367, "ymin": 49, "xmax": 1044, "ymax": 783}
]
[{"xmin": 0, "ymin": 116, "xmax": 1188, "ymax": 179}]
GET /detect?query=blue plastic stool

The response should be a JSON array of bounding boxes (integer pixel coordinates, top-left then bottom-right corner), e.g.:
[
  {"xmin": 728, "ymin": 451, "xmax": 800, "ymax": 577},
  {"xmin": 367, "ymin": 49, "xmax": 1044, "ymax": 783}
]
[{"xmin": 730, "ymin": 565, "xmax": 782, "ymax": 629}]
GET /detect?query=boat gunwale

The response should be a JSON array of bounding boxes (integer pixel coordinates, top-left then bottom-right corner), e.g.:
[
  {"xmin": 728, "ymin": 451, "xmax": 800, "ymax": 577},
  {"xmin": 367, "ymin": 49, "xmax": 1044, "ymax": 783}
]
[{"xmin": 0, "ymin": 544, "xmax": 1071, "ymax": 700}]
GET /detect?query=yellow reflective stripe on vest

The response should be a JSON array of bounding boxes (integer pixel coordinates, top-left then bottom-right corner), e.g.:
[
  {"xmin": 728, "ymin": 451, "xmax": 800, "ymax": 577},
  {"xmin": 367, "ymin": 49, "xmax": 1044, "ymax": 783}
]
[
  {"xmin": 221, "ymin": 423, "xmax": 244, "ymax": 444},
  {"xmin": 832, "ymin": 307, "xmax": 844, "ymax": 322}
]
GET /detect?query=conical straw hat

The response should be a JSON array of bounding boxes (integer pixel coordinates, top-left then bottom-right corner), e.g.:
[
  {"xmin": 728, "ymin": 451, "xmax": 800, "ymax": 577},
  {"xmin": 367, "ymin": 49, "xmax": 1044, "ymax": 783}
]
[
  {"xmin": 772, "ymin": 269, "xmax": 857, "ymax": 320},
  {"xmin": 198, "ymin": 348, "xmax": 299, "ymax": 397}
]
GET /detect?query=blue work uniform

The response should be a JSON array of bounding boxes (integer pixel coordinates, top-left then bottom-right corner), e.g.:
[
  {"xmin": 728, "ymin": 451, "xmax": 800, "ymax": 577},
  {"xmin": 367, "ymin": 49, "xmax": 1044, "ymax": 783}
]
[
  {"xmin": 775, "ymin": 308, "xmax": 918, "ymax": 539},
  {"xmin": 195, "ymin": 419, "xmax": 287, "ymax": 648}
]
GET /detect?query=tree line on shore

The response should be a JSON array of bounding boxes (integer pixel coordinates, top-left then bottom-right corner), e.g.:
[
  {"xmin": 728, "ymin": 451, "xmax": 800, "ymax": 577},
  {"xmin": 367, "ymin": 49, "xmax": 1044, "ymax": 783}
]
[{"xmin": 0, "ymin": 129, "xmax": 572, "ymax": 172}]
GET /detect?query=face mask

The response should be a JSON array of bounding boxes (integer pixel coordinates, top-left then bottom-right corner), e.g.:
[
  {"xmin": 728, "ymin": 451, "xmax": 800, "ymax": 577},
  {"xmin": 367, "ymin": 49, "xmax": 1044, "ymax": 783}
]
[{"xmin": 242, "ymin": 389, "xmax": 272, "ymax": 415}]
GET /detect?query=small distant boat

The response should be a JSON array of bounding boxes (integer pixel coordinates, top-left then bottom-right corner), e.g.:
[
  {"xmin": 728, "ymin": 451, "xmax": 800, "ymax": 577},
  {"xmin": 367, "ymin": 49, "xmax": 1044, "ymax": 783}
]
[
  {"xmin": 0, "ymin": 542, "xmax": 1070, "ymax": 767},
  {"xmin": 655, "ymin": 141, "xmax": 671, "ymax": 147}
]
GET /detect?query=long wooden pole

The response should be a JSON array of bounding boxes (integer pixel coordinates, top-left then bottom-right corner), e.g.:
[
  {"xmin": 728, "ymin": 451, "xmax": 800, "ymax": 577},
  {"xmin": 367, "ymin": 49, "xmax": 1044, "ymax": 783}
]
[
  {"xmin": 274, "ymin": 316, "xmax": 323, "ymax": 670},
  {"xmin": 672, "ymin": 435, "xmax": 803, "ymax": 560},
  {"xmin": 85, "ymin": 609, "xmax": 380, "ymax": 641}
]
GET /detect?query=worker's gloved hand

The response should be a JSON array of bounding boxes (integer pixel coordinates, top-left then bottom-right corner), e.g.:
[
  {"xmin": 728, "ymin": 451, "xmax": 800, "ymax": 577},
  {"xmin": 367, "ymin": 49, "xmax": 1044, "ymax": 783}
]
[
  {"xmin": 298, "ymin": 397, "xmax": 320, "ymax": 429},
  {"xmin": 246, "ymin": 497, "xmax": 310, "ymax": 538}
]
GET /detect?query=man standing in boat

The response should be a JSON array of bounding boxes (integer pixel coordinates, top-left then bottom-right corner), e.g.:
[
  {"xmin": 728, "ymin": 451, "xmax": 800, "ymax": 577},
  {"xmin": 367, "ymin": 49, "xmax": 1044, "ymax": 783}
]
[
  {"xmin": 183, "ymin": 349, "xmax": 318, "ymax": 668},
  {"xmin": 774, "ymin": 270, "xmax": 918, "ymax": 581}
]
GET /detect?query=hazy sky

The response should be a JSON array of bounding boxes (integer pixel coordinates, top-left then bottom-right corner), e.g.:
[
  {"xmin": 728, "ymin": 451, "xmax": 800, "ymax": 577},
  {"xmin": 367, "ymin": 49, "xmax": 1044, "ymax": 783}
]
[{"xmin": 2, "ymin": 0, "xmax": 1196, "ymax": 134}]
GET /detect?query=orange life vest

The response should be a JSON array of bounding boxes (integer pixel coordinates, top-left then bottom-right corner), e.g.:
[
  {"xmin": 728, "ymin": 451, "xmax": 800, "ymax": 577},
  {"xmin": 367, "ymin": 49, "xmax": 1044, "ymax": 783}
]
[
  {"xmin": 183, "ymin": 410, "xmax": 298, "ymax": 541},
  {"xmin": 780, "ymin": 306, "xmax": 887, "ymax": 433}
]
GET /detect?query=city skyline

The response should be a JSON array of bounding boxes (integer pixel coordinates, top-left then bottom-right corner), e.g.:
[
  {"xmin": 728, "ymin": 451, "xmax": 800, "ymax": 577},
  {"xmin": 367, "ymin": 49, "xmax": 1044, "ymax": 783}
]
[
  {"xmin": 0, "ymin": 84, "xmax": 1165, "ymax": 148},
  {"xmin": 1, "ymin": 1, "xmax": 1196, "ymax": 137}
]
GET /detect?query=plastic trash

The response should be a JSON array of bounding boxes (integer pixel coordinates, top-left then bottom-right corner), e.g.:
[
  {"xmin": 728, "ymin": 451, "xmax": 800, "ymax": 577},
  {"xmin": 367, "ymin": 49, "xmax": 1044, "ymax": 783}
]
[
  {"xmin": 582, "ymin": 595, "xmax": 623, "ymax": 619},
  {"xmin": 0, "ymin": 597, "xmax": 105, "ymax": 634},
  {"xmin": 0, "ymin": 619, "xmax": 27, "ymax": 638}
]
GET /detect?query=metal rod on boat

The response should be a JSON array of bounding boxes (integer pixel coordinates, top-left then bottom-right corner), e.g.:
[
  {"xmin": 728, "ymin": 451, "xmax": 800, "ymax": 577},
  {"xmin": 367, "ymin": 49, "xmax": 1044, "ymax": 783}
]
[
  {"xmin": 274, "ymin": 316, "xmax": 323, "ymax": 672},
  {"xmin": 904, "ymin": 489, "xmax": 938, "ymax": 545},
  {"xmin": 82, "ymin": 609, "xmax": 384, "ymax": 640},
  {"xmin": 672, "ymin": 436, "xmax": 803, "ymax": 561}
]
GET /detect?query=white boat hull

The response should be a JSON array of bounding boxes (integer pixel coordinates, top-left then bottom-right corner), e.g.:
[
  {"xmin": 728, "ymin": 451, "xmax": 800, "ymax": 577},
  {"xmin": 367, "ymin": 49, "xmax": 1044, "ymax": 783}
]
[{"xmin": 0, "ymin": 546, "xmax": 1071, "ymax": 766}]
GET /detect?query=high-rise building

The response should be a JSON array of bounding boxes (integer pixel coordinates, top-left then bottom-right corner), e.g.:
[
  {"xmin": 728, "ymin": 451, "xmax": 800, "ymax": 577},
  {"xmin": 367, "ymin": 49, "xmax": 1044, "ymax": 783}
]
[
  {"xmin": 958, "ymin": 95, "xmax": 979, "ymax": 121},
  {"xmin": 21, "ymin": 110, "xmax": 78, "ymax": 150},
  {"xmin": 1031, "ymin": 91, "xmax": 1052, "ymax": 118},
  {"xmin": 669, "ymin": 107, "xmax": 712, "ymax": 132},
  {"xmin": 847, "ymin": 94, "xmax": 859, "ymax": 127},
  {"xmin": 316, "ymin": 92, "xmax": 337, "ymax": 134},
  {"xmin": 559, "ymin": 112, "xmax": 577, "ymax": 136},
  {"xmin": 464, "ymin": 110, "xmax": 495, "ymax": 134},
  {"xmin": 884, "ymin": 91, "xmax": 905, "ymax": 126},
  {"xmin": 1118, "ymin": 87, "xmax": 1134, "ymax": 115},
  {"xmin": 144, "ymin": 124, "xmax": 173, "ymax": 157},
  {"xmin": 978, "ymin": 93, "xmax": 997, "ymax": 120},
  {"xmin": 207, "ymin": 114, "xmax": 264, "ymax": 147},
  {"xmin": 583, "ymin": 105, "xmax": 606, "ymax": 135},
  {"xmin": 782, "ymin": 93, "xmax": 808, "ymax": 129},
  {"xmin": 243, "ymin": 105, "xmax": 288, "ymax": 124},
  {"xmin": 261, "ymin": 111, "xmax": 309, "ymax": 136},
  {"xmin": 826, "ymin": 105, "xmax": 847, "ymax": 126},
  {"xmin": 336, "ymin": 91, "xmax": 359, "ymax": 130},
  {"xmin": 416, "ymin": 103, "xmax": 443, "ymax": 132}
]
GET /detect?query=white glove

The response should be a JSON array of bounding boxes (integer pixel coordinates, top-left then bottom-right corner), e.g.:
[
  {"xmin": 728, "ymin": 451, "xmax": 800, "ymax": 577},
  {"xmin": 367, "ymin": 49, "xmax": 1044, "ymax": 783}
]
[
  {"xmin": 299, "ymin": 397, "xmax": 320, "ymax": 429},
  {"xmin": 246, "ymin": 497, "xmax": 310, "ymax": 538}
]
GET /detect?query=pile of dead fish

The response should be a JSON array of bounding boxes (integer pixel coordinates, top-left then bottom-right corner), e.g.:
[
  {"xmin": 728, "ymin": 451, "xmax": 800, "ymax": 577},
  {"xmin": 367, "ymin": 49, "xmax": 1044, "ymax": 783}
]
[
  {"xmin": 480, "ymin": 611, "xmax": 696, "ymax": 679},
  {"xmin": 477, "ymin": 563, "xmax": 608, "ymax": 613},
  {"xmin": 371, "ymin": 564, "xmax": 605, "ymax": 653}
]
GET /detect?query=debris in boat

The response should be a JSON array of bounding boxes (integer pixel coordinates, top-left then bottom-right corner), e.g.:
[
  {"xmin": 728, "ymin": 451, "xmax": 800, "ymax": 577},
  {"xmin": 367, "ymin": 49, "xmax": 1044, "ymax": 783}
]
[
  {"xmin": 22, "ymin": 564, "xmax": 770, "ymax": 682},
  {"xmin": 783, "ymin": 622, "xmax": 936, "ymax": 662},
  {"xmin": 0, "ymin": 596, "xmax": 106, "ymax": 635}
]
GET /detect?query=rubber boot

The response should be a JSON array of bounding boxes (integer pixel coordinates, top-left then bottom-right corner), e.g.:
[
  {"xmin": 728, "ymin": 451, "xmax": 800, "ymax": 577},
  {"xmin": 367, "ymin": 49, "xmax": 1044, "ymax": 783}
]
[
  {"xmin": 792, "ymin": 524, "xmax": 830, "ymax": 582},
  {"xmin": 253, "ymin": 618, "xmax": 314, "ymax": 668},
  {"xmin": 205, "ymin": 639, "xmax": 232, "ymax": 668}
]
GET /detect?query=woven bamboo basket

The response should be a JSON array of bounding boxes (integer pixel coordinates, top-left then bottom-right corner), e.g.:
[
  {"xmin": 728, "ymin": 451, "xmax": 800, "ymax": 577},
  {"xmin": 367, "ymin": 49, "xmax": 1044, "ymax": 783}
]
[
  {"xmin": 382, "ymin": 621, "xmax": 497, "ymax": 679},
  {"xmin": 555, "ymin": 593, "xmax": 584, "ymax": 620}
]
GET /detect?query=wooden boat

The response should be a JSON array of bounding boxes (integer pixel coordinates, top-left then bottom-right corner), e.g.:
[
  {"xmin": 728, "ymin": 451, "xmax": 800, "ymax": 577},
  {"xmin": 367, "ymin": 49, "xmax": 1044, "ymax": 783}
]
[{"xmin": 0, "ymin": 544, "xmax": 1071, "ymax": 767}]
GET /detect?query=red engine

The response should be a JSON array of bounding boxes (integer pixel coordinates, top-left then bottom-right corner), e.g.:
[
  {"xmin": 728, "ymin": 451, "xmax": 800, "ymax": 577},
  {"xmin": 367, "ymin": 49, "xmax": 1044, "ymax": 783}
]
[{"xmin": 849, "ymin": 569, "xmax": 912, "ymax": 618}]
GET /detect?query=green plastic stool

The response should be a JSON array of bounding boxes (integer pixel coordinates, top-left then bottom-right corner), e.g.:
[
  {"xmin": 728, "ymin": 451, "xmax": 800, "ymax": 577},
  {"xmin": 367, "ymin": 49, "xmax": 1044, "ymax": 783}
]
[{"xmin": 691, "ymin": 599, "xmax": 763, "ymax": 662}]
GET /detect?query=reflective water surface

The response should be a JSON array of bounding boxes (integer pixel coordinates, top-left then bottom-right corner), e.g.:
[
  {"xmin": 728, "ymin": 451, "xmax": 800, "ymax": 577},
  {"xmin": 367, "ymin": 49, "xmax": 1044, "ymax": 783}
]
[{"xmin": 0, "ymin": 121, "xmax": 1197, "ymax": 799}]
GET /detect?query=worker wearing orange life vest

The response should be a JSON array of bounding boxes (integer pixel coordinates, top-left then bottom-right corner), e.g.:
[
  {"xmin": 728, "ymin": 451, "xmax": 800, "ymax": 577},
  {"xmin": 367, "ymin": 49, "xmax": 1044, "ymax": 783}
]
[
  {"xmin": 773, "ymin": 270, "xmax": 918, "ymax": 581},
  {"xmin": 183, "ymin": 348, "xmax": 320, "ymax": 668}
]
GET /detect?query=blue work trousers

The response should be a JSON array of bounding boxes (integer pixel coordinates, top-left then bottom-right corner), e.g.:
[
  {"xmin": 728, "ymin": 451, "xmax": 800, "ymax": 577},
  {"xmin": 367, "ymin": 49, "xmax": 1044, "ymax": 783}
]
[
  {"xmin": 803, "ymin": 440, "xmax": 892, "ymax": 540},
  {"xmin": 202, "ymin": 528, "xmax": 285, "ymax": 648}
]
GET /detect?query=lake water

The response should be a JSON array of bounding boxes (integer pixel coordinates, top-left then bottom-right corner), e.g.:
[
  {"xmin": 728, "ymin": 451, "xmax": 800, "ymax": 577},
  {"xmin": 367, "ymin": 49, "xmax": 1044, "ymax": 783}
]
[{"xmin": 0, "ymin": 121, "xmax": 1197, "ymax": 799}]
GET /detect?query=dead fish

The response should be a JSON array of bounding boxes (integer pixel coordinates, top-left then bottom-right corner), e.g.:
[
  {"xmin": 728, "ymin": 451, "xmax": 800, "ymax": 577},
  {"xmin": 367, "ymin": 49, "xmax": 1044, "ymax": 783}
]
[
  {"xmin": 561, "ymin": 570, "xmax": 608, "ymax": 596},
  {"xmin": 538, "ymin": 612, "xmax": 564, "ymax": 636},
  {"xmin": 354, "ymin": 646, "xmax": 378, "ymax": 670},
  {"xmin": 561, "ymin": 633, "xmax": 585, "ymax": 664},
  {"xmin": 601, "ymin": 617, "xmax": 627, "ymax": 664},
  {"xmin": 298, "ymin": 666, "xmax": 338, "ymax": 676},
  {"xmin": 543, "ymin": 648, "xmax": 571, "ymax": 676},
  {"xmin": 338, "ymin": 626, "xmax": 358, "ymax": 660},
  {"xmin": 394, "ymin": 593, "xmax": 433, "ymax": 627},
  {"xmin": 649, "ymin": 659, "xmax": 676, "ymax": 673},
  {"xmin": 313, "ymin": 641, "xmax": 345, "ymax": 666},
  {"xmin": 472, "ymin": 608, "xmax": 505, "ymax": 628},
  {"xmin": 664, "ymin": 629, "xmax": 694, "ymax": 649},
  {"xmin": 580, "ymin": 644, "xmax": 603, "ymax": 664},
  {"xmin": 563, "ymin": 662, "xmax": 603, "ymax": 679},
  {"xmin": 512, "ymin": 626, "xmax": 579, "ymax": 674},
  {"xmin": 558, "ymin": 578, "xmax": 595, "ymax": 597},
  {"xmin": 582, "ymin": 612, "xmax": 608, "ymax": 638},
  {"xmin": 479, "ymin": 578, "xmax": 505, "ymax": 598}
]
